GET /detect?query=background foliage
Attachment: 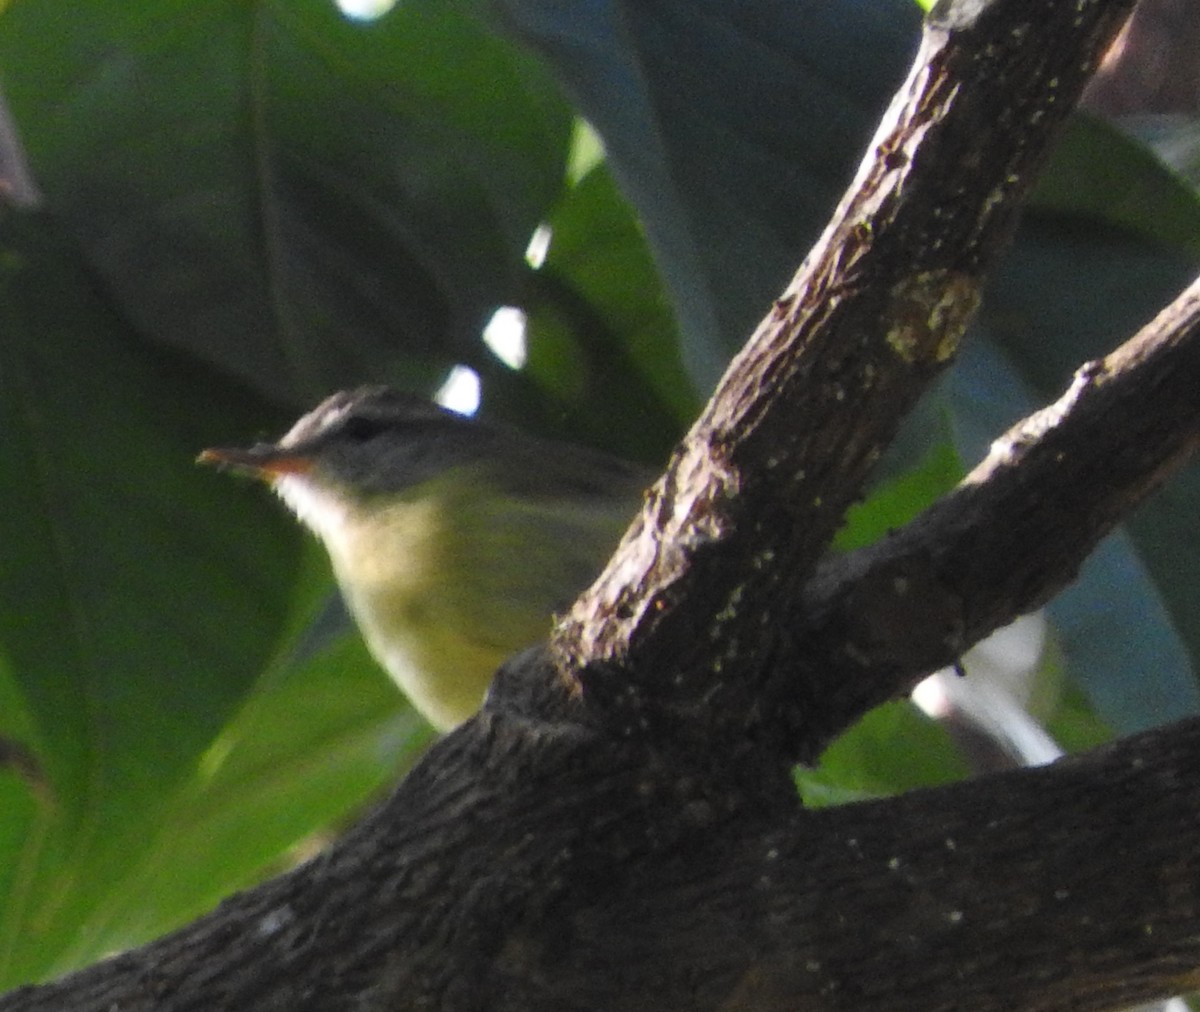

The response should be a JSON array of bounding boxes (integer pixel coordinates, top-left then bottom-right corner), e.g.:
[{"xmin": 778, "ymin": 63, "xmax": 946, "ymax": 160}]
[{"xmin": 0, "ymin": 0, "xmax": 1197, "ymax": 988}]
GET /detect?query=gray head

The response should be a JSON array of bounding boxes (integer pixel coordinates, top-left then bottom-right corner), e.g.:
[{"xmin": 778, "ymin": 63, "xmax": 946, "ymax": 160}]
[{"xmin": 201, "ymin": 385, "xmax": 651, "ymax": 504}]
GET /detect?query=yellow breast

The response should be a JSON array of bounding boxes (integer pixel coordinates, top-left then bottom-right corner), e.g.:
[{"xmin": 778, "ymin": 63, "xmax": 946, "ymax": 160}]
[{"xmin": 281, "ymin": 471, "xmax": 633, "ymax": 730}]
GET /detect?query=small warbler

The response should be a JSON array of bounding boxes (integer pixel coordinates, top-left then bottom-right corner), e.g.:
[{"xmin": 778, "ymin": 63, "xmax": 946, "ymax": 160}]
[{"xmin": 200, "ymin": 386, "xmax": 649, "ymax": 730}]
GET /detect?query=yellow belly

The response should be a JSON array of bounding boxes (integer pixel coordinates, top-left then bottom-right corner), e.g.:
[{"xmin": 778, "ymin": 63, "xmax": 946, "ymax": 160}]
[{"xmin": 322, "ymin": 480, "xmax": 630, "ymax": 730}]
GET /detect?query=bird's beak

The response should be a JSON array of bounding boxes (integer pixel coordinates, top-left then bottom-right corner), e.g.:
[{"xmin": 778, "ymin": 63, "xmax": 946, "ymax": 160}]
[{"xmin": 197, "ymin": 445, "xmax": 315, "ymax": 480}]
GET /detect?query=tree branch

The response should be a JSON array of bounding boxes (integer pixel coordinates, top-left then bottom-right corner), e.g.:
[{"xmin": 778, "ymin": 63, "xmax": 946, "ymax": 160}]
[
  {"xmin": 553, "ymin": 0, "xmax": 1139, "ymax": 755},
  {"xmin": 8, "ymin": 701, "xmax": 1200, "ymax": 1011},
  {"xmin": 751, "ymin": 716, "xmax": 1200, "ymax": 1011},
  {"xmin": 786, "ymin": 272, "xmax": 1200, "ymax": 757}
]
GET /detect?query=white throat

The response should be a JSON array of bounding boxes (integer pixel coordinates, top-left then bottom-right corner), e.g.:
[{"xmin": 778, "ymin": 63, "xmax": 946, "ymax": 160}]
[{"xmin": 272, "ymin": 473, "xmax": 351, "ymax": 543}]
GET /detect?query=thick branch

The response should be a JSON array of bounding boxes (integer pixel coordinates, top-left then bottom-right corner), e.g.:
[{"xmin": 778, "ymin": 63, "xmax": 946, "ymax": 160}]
[
  {"xmin": 751, "ymin": 716, "xmax": 1200, "ymax": 1011},
  {"xmin": 783, "ymin": 271, "xmax": 1200, "ymax": 757},
  {"xmin": 554, "ymin": 0, "xmax": 1137, "ymax": 749},
  {"xmin": 8, "ymin": 700, "xmax": 1200, "ymax": 1011}
]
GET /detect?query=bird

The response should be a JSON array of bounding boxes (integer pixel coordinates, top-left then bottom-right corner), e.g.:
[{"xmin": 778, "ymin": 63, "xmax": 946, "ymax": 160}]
[{"xmin": 199, "ymin": 386, "xmax": 650, "ymax": 730}]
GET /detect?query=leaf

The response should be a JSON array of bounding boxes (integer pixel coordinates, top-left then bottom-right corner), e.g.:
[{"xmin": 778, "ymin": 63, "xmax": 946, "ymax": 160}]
[
  {"xmin": 1029, "ymin": 113, "xmax": 1200, "ymax": 259},
  {"xmin": 0, "ymin": 213, "xmax": 440, "ymax": 980},
  {"xmin": 496, "ymin": 0, "xmax": 924, "ymax": 393},
  {"xmin": 54, "ymin": 591, "xmax": 431, "ymax": 965},
  {"xmin": 0, "ymin": 211, "xmax": 312, "ymax": 982},
  {"xmin": 836, "ymin": 442, "xmax": 964, "ymax": 553},
  {"xmin": 0, "ymin": 0, "xmax": 575, "ymax": 403},
  {"xmin": 496, "ymin": 158, "xmax": 698, "ymax": 461},
  {"xmin": 797, "ymin": 701, "xmax": 972, "ymax": 807}
]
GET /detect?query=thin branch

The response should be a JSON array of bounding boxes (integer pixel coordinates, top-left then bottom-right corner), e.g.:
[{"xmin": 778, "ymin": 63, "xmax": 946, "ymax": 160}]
[{"xmin": 786, "ymin": 272, "xmax": 1200, "ymax": 757}]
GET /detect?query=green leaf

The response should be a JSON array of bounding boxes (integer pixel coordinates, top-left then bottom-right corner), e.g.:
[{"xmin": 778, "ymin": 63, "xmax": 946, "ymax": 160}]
[
  {"xmin": 1039, "ymin": 635, "xmax": 1114, "ymax": 756},
  {"xmin": 0, "ymin": 0, "xmax": 575, "ymax": 403},
  {"xmin": 497, "ymin": 0, "xmax": 924, "ymax": 393},
  {"xmin": 496, "ymin": 159, "xmax": 698, "ymax": 461},
  {"xmin": 836, "ymin": 442, "xmax": 964, "ymax": 553},
  {"xmin": 797, "ymin": 702, "xmax": 972, "ymax": 807},
  {"xmin": 1030, "ymin": 113, "xmax": 1200, "ymax": 260},
  {"xmin": 0, "ymin": 211, "xmax": 307, "ymax": 983},
  {"xmin": 53, "ymin": 600, "xmax": 430, "ymax": 967}
]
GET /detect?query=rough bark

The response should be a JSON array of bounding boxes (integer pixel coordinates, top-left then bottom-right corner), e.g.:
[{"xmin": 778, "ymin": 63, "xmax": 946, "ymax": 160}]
[
  {"xmin": 553, "ymin": 0, "xmax": 1141, "ymax": 760},
  {"xmin": 8, "ymin": 698, "xmax": 1200, "ymax": 1011},
  {"xmin": 791, "ymin": 274, "xmax": 1200, "ymax": 756},
  {"xmin": 8, "ymin": 0, "xmax": 1200, "ymax": 1010}
]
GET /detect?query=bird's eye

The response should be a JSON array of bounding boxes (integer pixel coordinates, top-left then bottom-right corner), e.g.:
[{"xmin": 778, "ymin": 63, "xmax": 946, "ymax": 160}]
[{"xmin": 338, "ymin": 415, "xmax": 387, "ymax": 442}]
